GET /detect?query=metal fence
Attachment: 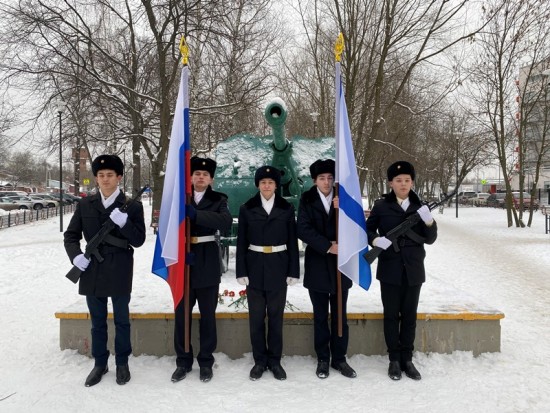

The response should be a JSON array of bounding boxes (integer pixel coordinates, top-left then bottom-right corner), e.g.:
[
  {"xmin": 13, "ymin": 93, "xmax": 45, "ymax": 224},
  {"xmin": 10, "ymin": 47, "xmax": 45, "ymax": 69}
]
[{"xmin": 0, "ymin": 204, "xmax": 77, "ymax": 230}]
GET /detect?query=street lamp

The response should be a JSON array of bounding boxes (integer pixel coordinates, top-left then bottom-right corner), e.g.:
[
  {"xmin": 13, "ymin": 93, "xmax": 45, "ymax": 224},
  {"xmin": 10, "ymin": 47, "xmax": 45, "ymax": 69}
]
[
  {"xmin": 122, "ymin": 149, "xmax": 127, "ymax": 195},
  {"xmin": 455, "ymin": 136, "xmax": 459, "ymax": 218},
  {"xmin": 310, "ymin": 112, "xmax": 319, "ymax": 137},
  {"xmin": 58, "ymin": 105, "xmax": 64, "ymax": 232}
]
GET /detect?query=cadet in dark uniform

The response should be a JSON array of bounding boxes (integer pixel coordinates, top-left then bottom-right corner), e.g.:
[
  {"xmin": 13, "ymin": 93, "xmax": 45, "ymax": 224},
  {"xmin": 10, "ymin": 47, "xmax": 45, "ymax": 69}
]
[
  {"xmin": 64, "ymin": 154, "xmax": 146, "ymax": 387},
  {"xmin": 366, "ymin": 161, "xmax": 437, "ymax": 381},
  {"xmin": 171, "ymin": 156, "xmax": 232, "ymax": 383},
  {"xmin": 236, "ymin": 166, "xmax": 300, "ymax": 381},
  {"xmin": 297, "ymin": 159, "xmax": 356, "ymax": 379}
]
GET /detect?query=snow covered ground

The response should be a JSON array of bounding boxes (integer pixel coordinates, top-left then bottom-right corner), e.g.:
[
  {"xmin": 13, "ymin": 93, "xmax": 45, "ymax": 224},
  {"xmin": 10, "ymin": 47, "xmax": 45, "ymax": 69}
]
[{"xmin": 1, "ymin": 203, "xmax": 549, "ymax": 412}]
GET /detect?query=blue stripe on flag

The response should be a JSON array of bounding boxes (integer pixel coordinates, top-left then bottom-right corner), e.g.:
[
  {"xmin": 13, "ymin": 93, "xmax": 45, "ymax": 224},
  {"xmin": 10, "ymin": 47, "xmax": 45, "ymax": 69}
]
[{"xmin": 339, "ymin": 184, "xmax": 366, "ymax": 229}]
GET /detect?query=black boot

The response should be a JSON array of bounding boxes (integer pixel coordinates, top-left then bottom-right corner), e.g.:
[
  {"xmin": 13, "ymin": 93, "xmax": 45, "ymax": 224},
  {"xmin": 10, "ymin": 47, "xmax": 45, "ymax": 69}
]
[
  {"xmin": 249, "ymin": 364, "xmax": 267, "ymax": 381},
  {"xmin": 316, "ymin": 361, "xmax": 330, "ymax": 379},
  {"xmin": 171, "ymin": 366, "xmax": 192, "ymax": 383},
  {"xmin": 116, "ymin": 365, "xmax": 131, "ymax": 385},
  {"xmin": 269, "ymin": 364, "xmax": 287, "ymax": 381},
  {"xmin": 331, "ymin": 361, "xmax": 357, "ymax": 378},
  {"xmin": 199, "ymin": 366, "xmax": 213, "ymax": 382},
  {"xmin": 388, "ymin": 361, "xmax": 402, "ymax": 381},
  {"xmin": 402, "ymin": 361, "xmax": 422, "ymax": 380},
  {"xmin": 85, "ymin": 366, "xmax": 108, "ymax": 387}
]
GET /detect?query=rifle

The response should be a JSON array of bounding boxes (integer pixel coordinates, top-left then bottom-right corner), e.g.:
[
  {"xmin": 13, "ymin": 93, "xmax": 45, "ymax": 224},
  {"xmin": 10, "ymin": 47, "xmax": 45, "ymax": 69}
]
[
  {"xmin": 65, "ymin": 186, "xmax": 148, "ymax": 283},
  {"xmin": 363, "ymin": 190, "xmax": 456, "ymax": 265}
]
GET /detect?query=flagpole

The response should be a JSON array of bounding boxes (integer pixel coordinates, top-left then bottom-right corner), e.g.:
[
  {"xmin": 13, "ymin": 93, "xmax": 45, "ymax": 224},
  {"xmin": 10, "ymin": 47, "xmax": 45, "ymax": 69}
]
[
  {"xmin": 335, "ymin": 34, "xmax": 344, "ymax": 338},
  {"xmin": 180, "ymin": 37, "xmax": 192, "ymax": 354}
]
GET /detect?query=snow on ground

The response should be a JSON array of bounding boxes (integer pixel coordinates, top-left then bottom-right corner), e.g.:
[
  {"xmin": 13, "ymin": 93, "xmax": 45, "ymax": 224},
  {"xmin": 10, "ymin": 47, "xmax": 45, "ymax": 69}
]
[{"xmin": 0, "ymin": 203, "xmax": 549, "ymax": 412}]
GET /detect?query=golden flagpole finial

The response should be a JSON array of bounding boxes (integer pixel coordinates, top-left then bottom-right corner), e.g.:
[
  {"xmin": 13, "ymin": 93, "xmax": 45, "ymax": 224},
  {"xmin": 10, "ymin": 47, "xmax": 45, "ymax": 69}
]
[
  {"xmin": 335, "ymin": 33, "xmax": 344, "ymax": 62},
  {"xmin": 179, "ymin": 36, "xmax": 189, "ymax": 66}
]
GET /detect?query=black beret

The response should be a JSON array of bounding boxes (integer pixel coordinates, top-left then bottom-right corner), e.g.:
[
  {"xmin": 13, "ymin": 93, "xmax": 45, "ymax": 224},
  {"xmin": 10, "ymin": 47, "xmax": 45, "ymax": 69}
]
[
  {"xmin": 92, "ymin": 154, "xmax": 124, "ymax": 176},
  {"xmin": 387, "ymin": 161, "xmax": 415, "ymax": 181},
  {"xmin": 254, "ymin": 165, "xmax": 281, "ymax": 187},
  {"xmin": 191, "ymin": 156, "xmax": 216, "ymax": 177},
  {"xmin": 310, "ymin": 159, "xmax": 335, "ymax": 180}
]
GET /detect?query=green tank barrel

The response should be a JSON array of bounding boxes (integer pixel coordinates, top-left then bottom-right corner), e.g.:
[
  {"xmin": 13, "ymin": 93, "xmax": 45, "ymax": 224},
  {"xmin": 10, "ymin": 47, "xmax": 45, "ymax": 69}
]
[
  {"xmin": 264, "ymin": 99, "xmax": 288, "ymax": 151},
  {"xmin": 263, "ymin": 99, "xmax": 302, "ymax": 199}
]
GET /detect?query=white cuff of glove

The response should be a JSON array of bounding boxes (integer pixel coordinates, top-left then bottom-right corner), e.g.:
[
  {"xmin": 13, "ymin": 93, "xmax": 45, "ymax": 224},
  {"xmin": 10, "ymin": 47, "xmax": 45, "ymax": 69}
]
[
  {"xmin": 110, "ymin": 208, "xmax": 128, "ymax": 228},
  {"xmin": 286, "ymin": 277, "xmax": 298, "ymax": 286},
  {"xmin": 237, "ymin": 277, "xmax": 249, "ymax": 286},
  {"xmin": 73, "ymin": 253, "xmax": 90, "ymax": 271},
  {"xmin": 374, "ymin": 236, "xmax": 392, "ymax": 250}
]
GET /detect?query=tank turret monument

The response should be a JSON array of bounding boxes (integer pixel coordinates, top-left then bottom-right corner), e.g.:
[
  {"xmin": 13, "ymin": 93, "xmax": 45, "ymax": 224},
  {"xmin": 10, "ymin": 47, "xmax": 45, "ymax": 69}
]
[{"xmin": 213, "ymin": 98, "xmax": 334, "ymax": 217}]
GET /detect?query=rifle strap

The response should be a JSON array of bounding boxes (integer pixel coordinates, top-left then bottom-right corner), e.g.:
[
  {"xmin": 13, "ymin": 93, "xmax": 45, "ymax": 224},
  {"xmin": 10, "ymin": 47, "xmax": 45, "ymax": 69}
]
[
  {"xmin": 404, "ymin": 228, "xmax": 426, "ymax": 244},
  {"xmin": 103, "ymin": 233, "xmax": 128, "ymax": 249}
]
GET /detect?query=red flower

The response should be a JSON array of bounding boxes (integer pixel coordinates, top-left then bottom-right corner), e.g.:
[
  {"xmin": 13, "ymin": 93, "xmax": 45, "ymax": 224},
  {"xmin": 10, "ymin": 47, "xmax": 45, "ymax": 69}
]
[
  {"xmin": 239, "ymin": 290, "xmax": 246, "ymax": 296},
  {"xmin": 229, "ymin": 291, "xmax": 235, "ymax": 297},
  {"xmin": 223, "ymin": 289, "xmax": 229, "ymax": 296}
]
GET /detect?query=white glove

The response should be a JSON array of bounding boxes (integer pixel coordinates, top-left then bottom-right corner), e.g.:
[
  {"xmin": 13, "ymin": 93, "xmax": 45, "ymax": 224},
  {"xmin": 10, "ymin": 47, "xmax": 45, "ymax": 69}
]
[
  {"xmin": 375, "ymin": 236, "xmax": 392, "ymax": 250},
  {"xmin": 237, "ymin": 277, "xmax": 249, "ymax": 286},
  {"xmin": 417, "ymin": 205, "xmax": 434, "ymax": 224},
  {"xmin": 73, "ymin": 253, "xmax": 91, "ymax": 271},
  {"xmin": 286, "ymin": 277, "xmax": 298, "ymax": 286},
  {"xmin": 110, "ymin": 208, "xmax": 128, "ymax": 228}
]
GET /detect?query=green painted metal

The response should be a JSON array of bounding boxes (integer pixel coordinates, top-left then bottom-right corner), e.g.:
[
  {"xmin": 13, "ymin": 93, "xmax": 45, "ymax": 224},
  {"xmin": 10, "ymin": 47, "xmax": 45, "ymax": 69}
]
[{"xmin": 213, "ymin": 99, "xmax": 335, "ymax": 219}]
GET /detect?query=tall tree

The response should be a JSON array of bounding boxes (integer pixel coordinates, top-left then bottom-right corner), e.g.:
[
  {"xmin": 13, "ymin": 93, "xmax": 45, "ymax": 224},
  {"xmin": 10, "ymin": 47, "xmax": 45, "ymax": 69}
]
[
  {"xmin": 281, "ymin": 0, "xmax": 496, "ymax": 200},
  {"xmin": 0, "ymin": 0, "xmax": 283, "ymax": 212},
  {"xmin": 469, "ymin": 0, "xmax": 550, "ymax": 227}
]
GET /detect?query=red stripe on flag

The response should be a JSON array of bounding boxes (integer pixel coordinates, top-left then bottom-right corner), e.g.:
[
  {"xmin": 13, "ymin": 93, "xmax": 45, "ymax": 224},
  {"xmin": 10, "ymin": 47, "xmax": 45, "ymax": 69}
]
[
  {"xmin": 185, "ymin": 151, "xmax": 192, "ymax": 196},
  {"xmin": 167, "ymin": 220, "xmax": 186, "ymax": 308}
]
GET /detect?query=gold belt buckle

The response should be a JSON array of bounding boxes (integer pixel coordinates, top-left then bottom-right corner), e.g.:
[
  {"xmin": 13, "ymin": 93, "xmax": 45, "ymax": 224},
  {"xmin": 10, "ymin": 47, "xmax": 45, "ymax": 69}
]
[
  {"xmin": 191, "ymin": 237, "xmax": 199, "ymax": 244},
  {"xmin": 263, "ymin": 246, "xmax": 273, "ymax": 253}
]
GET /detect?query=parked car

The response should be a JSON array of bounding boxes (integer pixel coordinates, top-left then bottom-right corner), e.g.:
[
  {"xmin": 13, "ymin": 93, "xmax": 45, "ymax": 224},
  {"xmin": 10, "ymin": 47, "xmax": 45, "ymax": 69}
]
[
  {"xmin": 61, "ymin": 193, "xmax": 82, "ymax": 204},
  {"xmin": 28, "ymin": 194, "xmax": 59, "ymax": 208},
  {"xmin": 0, "ymin": 190, "xmax": 29, "ymax": 197},
  {"xmin": 486, "ymin": 193, "xmax": 507, "ymax": 208},
  {"xmin": 512, "ymin": 192, "xmax": 539, "ymax": 211},
  {"xmin": 458, "ymin": 191, "xmax": 477, "ymax": 204},
  {"xmin": 0, "ymin": 196, "xmax": 33, "ymax": 211},
  {"xmin": 5, "ymin": 195, "xmax": 46, "ymax": 210},
  {"xmin": 37, "ymin": 193, "xmax": 70, "ymax": 206},
  {"xmin": 470, "ymin": 192, "xmax": 491, "ymax": 207},
  {"xmin": 486, "ymin": 192, "xmax": 540, "ymax": 211}
]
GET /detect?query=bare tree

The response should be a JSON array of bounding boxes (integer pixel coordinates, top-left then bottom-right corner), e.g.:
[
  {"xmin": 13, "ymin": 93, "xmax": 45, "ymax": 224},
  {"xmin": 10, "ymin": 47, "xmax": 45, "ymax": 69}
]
[
  {"xmin": 469, "ymin": 0, "xmax": 550, "ymax": 227},
  {"xmin": 515, "ymin": 53, "xmax": 550, "ymax": 225},
  {"xmin": 0, "ymin": 0, "xmax": 283, "ymax": 213},
  {"xmin": 279, "ymin": 0, "xmax": 496, "ymax": 203}
]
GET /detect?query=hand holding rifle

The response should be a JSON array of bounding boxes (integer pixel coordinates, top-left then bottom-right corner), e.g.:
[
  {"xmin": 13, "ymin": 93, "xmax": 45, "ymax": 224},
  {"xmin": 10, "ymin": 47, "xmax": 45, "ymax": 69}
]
[
  {"xmin": 65, "ymin": 186, "xmax": 148, "ymax": 283},
  {"xmin": 363, "ymin": 191, "xmax": 455, "ymax": 265}
]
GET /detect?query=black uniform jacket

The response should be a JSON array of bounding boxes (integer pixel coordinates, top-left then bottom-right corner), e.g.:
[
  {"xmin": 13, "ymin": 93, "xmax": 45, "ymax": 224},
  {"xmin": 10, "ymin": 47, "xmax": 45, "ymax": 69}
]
[
  {"xmin": 366, "ymin": 190, "xmax": 437, "ymax": 286},
  {"xmin": 64, "ymin": 192, "xmax": 146, "ymax": 297},
  {"xmin": 236, "ymin": 192, "xmax": 300, "ymax": 292},
  {"xmin": 297, "ymin": 186, "xmax": 352, "ymax": 293},
  {"xmin": 190, "ymin": 186, "xmax": 232, "ymax": 289}
]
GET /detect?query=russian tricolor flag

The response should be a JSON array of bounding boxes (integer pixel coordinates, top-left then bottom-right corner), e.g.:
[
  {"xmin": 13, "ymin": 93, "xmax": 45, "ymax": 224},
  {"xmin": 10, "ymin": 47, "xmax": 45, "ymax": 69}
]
[
  {"xmin": 335, "ymin": 57, "xmax": 372, "ymax": 291},
  {"xmin": 152, "ymin": 65, "xmax": 191, "ymax": 308}
]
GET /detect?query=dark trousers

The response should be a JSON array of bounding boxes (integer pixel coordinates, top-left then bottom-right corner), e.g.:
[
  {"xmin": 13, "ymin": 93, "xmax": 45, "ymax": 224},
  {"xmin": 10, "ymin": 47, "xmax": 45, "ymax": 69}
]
[
  {"xmin": 380, "ymin": 274, "xmax": 422, "ymax": 363},
  {"xmin": 247, "ymin": 286, "xmax": 287, "ymax": 367},
  {"xmin": 308, "ymin": 289, "xmax": 349, "ymax": 364},
  {"xmin": 174, "ymin": 285, "xmax": 218, "ymax": 369},
  {"xmin": 86, "ymin": 295, "xmax": 131, "ymax": 367}
]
